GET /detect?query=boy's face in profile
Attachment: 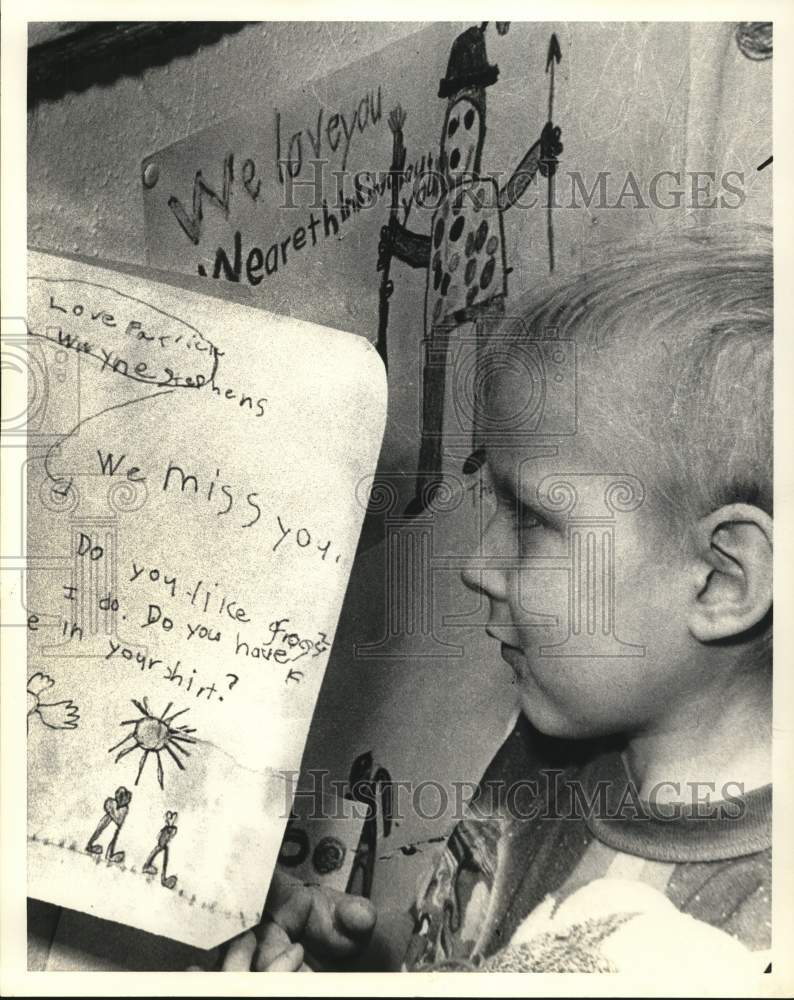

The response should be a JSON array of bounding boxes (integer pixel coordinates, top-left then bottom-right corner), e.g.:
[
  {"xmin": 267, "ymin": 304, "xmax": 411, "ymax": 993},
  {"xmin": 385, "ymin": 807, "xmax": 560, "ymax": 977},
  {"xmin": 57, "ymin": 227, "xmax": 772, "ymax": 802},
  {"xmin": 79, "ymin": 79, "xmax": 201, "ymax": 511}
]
[{"xmin": 464, "ymin": 357, "xmax": 695, "ymax": 740}]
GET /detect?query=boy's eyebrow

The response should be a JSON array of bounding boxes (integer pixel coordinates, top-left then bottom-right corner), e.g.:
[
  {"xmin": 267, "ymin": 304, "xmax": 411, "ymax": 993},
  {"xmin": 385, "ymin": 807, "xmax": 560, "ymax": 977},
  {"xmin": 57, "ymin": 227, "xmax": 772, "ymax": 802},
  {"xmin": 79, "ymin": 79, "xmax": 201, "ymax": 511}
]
[
  {"xmin": 464, "ymin": 450, "xmax": 557, "ymax": 524},
  {"xmin": 487, "ymin": 461, "xmax": 560, "ymax": 526},
  {"xmin": 462, "ymin": 447, "xmax": 486, "ymax": 475}
]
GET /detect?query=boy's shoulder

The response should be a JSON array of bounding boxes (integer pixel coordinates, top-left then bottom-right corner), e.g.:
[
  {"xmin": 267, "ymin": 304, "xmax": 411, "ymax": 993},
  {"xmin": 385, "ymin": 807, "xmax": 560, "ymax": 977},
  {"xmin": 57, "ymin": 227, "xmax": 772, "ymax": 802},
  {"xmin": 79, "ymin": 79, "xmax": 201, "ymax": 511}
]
[{"xmin": 403, "ymin": 718, "xmax": 771, "ymax": 970}]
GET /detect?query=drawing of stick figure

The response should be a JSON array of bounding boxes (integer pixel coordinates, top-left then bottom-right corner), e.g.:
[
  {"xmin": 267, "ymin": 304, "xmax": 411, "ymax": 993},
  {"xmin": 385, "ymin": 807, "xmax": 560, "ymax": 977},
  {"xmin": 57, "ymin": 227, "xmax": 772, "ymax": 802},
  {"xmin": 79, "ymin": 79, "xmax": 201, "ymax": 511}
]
[
  {"xmin": 143, "ymin": 811, "xmax": 179, "ymax": 889},
  {"xmin": 85, "ymin": 786, "xmax": 132, "ymax": 863},
  {"xmin": 379, "ymin": 23, "xmax": 562, "ymax": 514}
]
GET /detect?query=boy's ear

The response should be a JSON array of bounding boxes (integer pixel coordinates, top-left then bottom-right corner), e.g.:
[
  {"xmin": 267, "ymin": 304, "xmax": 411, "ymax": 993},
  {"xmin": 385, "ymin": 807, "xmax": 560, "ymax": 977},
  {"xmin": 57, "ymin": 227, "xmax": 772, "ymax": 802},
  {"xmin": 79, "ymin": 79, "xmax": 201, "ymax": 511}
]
[{"xmin": 688, "ymin": 504, "xmax": 772, "ymax": 643}]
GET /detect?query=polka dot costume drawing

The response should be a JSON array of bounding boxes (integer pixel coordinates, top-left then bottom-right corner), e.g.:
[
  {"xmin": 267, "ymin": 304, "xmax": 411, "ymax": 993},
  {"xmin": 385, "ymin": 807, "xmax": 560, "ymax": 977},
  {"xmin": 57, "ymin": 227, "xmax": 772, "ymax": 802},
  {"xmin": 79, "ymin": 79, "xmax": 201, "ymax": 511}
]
[{"xmin": 379, "ymin": 23, "xmax": 562, "ymax": 514}]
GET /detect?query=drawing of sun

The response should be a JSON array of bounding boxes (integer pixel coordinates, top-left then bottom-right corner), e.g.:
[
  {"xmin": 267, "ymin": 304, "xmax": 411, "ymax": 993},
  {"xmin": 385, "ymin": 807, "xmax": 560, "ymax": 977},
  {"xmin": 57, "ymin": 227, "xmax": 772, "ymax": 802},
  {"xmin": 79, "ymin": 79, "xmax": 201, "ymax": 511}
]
[{"xmin": 109, "ymin": 698, "xmax": 197, "ymax": 790}]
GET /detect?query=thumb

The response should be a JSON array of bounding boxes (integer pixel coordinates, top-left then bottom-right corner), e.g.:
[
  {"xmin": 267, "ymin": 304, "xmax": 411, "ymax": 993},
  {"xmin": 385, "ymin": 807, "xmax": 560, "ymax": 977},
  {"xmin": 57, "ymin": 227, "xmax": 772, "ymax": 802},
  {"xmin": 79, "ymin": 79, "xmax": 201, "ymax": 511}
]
[
  {"xmin": 335, "ymin": 892, "xmax": 377, "ymax": 938},
  {"xmin": 266, "ymin": 870, "xmax": 376, "ymax": 960}
]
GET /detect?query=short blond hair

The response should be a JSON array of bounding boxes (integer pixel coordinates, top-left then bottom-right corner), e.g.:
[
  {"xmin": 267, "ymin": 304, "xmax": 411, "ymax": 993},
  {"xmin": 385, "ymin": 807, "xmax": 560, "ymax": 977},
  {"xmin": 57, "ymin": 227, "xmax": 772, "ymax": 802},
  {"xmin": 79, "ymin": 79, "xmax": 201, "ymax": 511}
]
[{"xmin": 494, "ymin": 225, "xmax": 773, "ymax": 524}]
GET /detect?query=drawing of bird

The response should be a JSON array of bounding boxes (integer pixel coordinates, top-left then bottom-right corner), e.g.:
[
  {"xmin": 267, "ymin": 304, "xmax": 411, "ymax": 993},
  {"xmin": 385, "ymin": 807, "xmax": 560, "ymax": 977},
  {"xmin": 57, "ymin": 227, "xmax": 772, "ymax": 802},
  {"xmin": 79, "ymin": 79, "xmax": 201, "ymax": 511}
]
[{"xmin": 27, "ymin": 672, "xmax": 79, "ymax": 730}]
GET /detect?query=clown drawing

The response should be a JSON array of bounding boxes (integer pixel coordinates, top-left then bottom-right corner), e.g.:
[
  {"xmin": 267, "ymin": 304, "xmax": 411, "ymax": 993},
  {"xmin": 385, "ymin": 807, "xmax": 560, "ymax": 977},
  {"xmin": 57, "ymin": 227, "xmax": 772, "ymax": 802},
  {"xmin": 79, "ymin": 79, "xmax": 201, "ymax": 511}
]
[{"xmin": 378, "ymin": 23, "xmax": 562, "ymax": 514}]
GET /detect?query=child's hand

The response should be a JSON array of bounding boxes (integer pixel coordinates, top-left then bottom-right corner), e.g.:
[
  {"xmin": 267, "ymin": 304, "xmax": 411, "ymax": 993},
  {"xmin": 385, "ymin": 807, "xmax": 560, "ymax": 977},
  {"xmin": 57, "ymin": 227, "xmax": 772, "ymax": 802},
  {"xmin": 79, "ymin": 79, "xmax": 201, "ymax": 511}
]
[
  {"xmin": 229, "ymin": 925, "xmax": 308, "ymax": 971},
  {"xmin": 187, "ymin": 870, "xmax": 377, "ymax": 971},
  {"xmin": 265, "ymin": 868, "xmax": 376, "ymax": 964},
  {"xmin": 251, "ymin": 921, "xmax": 307, "ymax": 971},
  {"xmin": 187, "ymin": 925, "xmax": 308, "ymax": 972}
]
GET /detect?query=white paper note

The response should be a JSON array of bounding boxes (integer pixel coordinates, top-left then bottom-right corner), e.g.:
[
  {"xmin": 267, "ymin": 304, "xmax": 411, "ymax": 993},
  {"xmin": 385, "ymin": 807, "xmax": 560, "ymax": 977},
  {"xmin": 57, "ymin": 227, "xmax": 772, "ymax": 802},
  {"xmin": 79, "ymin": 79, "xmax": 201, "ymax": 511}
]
[{"xmin": 25, "ymin": 249, "xmax": 386, "ymax": 949}]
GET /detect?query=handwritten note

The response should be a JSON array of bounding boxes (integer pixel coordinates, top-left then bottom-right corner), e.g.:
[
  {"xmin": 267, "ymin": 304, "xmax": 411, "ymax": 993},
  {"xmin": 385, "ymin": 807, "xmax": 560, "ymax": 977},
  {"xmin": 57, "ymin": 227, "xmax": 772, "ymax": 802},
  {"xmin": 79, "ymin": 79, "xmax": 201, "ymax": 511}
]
[{"xmin": 25, "ymin": 249, "xmax": 386, "ymax": 948}]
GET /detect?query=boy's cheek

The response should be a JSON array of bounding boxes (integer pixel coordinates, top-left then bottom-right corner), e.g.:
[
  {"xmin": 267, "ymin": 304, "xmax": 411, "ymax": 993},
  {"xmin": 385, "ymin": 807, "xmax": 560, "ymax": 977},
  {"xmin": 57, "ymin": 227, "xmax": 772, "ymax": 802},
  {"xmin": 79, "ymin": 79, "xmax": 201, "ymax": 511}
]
[
  {"xmin": 613, "ymin": 561, "xmax": 688, "ymax": 643},
  {"xmin": 510, "ymin": 570, "xmax": 569, "ymax": 632}
]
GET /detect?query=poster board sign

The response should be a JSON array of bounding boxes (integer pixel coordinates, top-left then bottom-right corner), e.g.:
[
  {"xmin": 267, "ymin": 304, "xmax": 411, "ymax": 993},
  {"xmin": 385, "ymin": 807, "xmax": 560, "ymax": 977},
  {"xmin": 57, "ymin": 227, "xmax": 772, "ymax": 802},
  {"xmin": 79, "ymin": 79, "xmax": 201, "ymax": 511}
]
[{"xmin": 25, "ymin": 249, "xmax": 386, "ymax": 948}]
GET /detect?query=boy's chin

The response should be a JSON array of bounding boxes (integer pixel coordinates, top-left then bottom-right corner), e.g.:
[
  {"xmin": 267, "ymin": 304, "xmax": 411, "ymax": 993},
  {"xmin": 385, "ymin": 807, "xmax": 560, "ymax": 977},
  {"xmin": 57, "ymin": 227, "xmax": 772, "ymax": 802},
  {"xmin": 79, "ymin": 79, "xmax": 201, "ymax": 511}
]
[{"xmin": 517, "ymin": 694, "xmax": 609, "ymax": 741}]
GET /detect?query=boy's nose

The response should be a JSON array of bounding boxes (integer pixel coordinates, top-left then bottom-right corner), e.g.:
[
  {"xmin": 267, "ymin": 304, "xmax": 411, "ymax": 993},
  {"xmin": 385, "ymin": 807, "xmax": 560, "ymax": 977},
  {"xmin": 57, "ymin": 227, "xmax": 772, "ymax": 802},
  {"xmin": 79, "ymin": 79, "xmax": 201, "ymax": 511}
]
[
  {"xmin": 461, "ymin": 559, "xmax": 508, "ymax": 604},
  {"xmin": 460, "ymin": 557, "xmax": 481, "ymax": 594},
  {"xmin": 460, "ymin": 515, "xmax": 509, "ymax": 602}
]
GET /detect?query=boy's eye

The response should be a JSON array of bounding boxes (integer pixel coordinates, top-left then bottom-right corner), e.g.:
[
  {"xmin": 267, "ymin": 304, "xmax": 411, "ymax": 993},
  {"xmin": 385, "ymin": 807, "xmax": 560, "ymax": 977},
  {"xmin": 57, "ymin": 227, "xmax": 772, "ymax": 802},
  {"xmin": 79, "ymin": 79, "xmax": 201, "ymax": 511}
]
[
  {"xmin": 511, "ymin": 505, "xmax": 543, "ymax": 534},
  {"xmin": 474, "ymin": 471, "xmax": 546, "ymax": 537},
  {"xmin": 494, "ymin": 490, "xmax": 543, "ymax": 532},
  {"xmin": 524, "ymin": 511, "xmax": 543, "ymax": 530}
]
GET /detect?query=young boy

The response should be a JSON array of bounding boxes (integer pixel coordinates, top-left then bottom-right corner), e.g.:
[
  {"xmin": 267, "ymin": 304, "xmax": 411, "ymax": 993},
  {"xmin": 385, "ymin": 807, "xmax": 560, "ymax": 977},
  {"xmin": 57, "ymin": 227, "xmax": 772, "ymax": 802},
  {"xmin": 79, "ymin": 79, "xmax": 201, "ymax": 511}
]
[{"xmin": 213, "ymin": 225, "xmax": 773, "ymax": 973}]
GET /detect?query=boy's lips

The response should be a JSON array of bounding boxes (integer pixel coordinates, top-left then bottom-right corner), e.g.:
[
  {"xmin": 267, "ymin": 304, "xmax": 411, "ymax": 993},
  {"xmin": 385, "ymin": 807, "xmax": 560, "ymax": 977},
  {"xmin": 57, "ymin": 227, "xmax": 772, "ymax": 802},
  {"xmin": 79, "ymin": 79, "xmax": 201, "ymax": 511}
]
[{"xmin": 486, "ymin": 626, "xmax": 523, "ymax": 658}]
